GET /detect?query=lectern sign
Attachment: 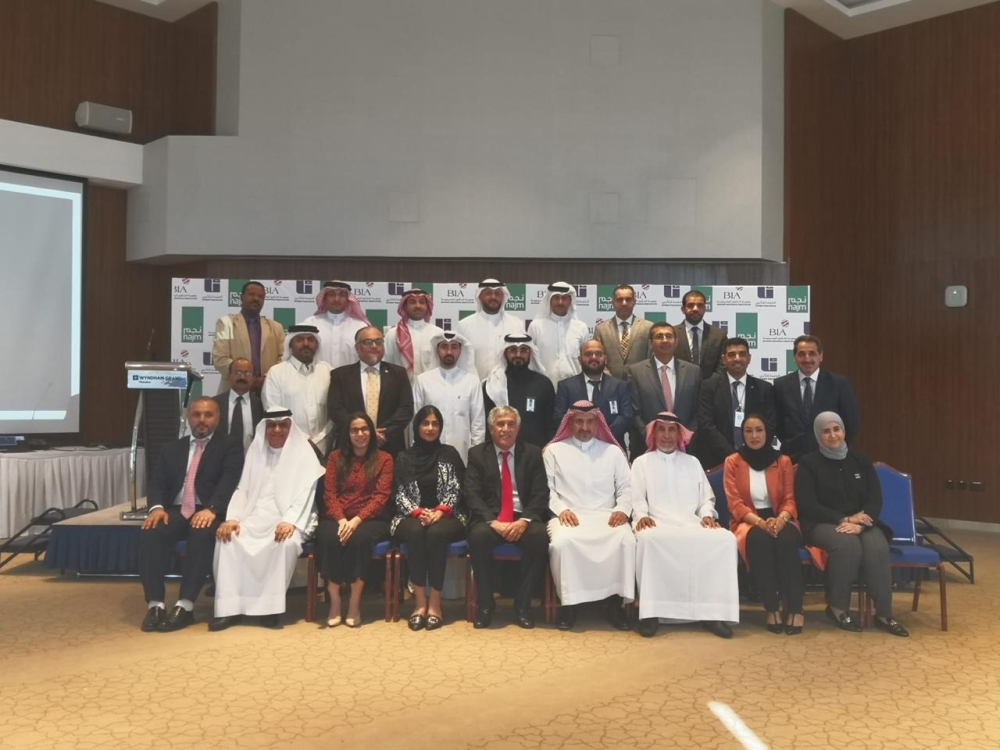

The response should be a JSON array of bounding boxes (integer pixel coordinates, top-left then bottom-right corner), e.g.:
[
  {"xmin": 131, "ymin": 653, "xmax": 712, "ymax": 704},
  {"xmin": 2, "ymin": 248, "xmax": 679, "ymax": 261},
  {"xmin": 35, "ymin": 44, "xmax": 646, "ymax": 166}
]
[{"xmin": 127, "ymin": 371, "xmax": 190, "ymax": 390}]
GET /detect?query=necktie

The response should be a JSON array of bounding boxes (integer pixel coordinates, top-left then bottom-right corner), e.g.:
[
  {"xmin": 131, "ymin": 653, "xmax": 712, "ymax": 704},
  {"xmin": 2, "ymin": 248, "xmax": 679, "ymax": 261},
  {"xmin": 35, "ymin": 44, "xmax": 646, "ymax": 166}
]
[
  {"xmin": 180, "ymin": 438, "xmax": 208, "ymax": 519},
  {"xmin": 691, "ymin": 326, "xmax": 701, "ymax": 366},
  {"xmin": 732, "ymin": 381, "xmax": 743, "ymax": 448},
  {"xmin": 365, "ymin": 366, "xmax": 380, "ymax": 422},
  {"xmin": 589, "ymin": 378, "xmax": 602, "ymax": 402},
  {"xmin": 803, "ymin": 376, "xmax": 814, "ymax": 415},
  {"xmin": 230, "ymin": 395, "xmax": 244, "ymax": 442},
  {"xmin": 659, "ymin": 364, "xmax": 674, "ymax": 412},
  {"xmin": 499, "ymin": 451, "xmax": 514, "ymax": 522},
  {"xmin": 619, "ymin": 320, "xmax": 630, "ymax": 361}
]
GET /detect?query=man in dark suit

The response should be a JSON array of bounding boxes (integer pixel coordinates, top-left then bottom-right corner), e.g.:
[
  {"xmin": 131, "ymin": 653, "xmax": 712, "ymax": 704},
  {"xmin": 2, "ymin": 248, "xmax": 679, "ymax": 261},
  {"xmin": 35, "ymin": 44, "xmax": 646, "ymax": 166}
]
[
  {"xmin": 773, "ymin": 334, "xmax": 860, "ymax": 463},
  {"xmin": 212, "ymin": 357, "xmax": 263, "ymax": 453},
  {"xmin": 695, "ymin": 337, "xmax": 777, "ymax": 469},
  {"xmin": 627, "ymin": 321, "xmax": 701, "ymax": 457},
  {"xmin": 593, "ymin": 284, "xmax": 653, "ymax": 380},
  {"xmin": 552, "ymin": 339, "xmax": 633, "ymax": 448},
  {"xmin": 327, "ymin": 325, "xmax": 414, "ymax": 457},
  {"xmin": 673, "ymin": 289, "xmax": 726, "ymax": 379},
  {"xmin": 465, "ymin": 405, "xmax": 550, "ymax": 630},
  {"xmin": 138, "ymin": 397, "xmax": 244, "ymax": 632}
]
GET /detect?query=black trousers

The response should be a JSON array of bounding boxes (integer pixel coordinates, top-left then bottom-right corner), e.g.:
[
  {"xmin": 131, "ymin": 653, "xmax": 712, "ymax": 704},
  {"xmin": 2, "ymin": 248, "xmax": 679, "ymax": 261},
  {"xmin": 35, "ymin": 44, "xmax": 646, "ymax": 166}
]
[
  {"xmin": 315, "ymin": 517, "xmax": 391, "ymax": 585},
  {"xmin": 807, "ymin": 523, "xmax": 893, "ymax": 616},
  {"xmin": 138, "ymin": 506, "xmax": 220, "ymax": 604},
  {"xmin": 744, "ymin": 511, "xmax": 805, "ymax": 615},
  {"xmin": 394, "ymin": 516, "xmax": 466, "ymax": 591},
  {"xmin": 467, "ymin": 521, "xmax": 549, "ymax": 612}
]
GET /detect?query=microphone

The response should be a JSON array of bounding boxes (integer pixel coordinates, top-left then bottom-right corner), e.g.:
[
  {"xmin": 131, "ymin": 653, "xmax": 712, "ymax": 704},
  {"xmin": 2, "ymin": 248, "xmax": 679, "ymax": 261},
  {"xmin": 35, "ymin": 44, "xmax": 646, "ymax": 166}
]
[{"xmin": 146, "ymin": 328, "xmax": 156, "ymax": 360}]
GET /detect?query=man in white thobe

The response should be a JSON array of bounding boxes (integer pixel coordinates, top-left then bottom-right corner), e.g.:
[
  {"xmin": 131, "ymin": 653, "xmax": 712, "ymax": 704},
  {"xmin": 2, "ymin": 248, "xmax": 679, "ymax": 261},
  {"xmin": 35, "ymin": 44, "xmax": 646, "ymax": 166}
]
[
  {"xmin": 528, "ymin": 281, "xmax": 590, "ymax": 387},
  {"xmin": 300, "ymin": 280, "xmax": 370, "ymax": 369},
  {"xmin": 412, "ymin": 331, "xmax": 484, "ymax": 464},
  {"xmin": 210, "ymin": 408, "xmax": 324, "ymax": 629},
  {"xmin": 455, "ymin": 279, "xmax": 526, "ymax": 380},
  {"xmin": 544, "ymin": 401, "xmax": 634, "ymax": 632},
  {"xmin": 384, "ymin": 288, "xmax": 445, "ymax": 382},
  {"xmin": 631, "ymin": 411, "xmax": 739, "ymax": 639},
  {"xmin": 262, "ymin": 324, "xmax": 334, "ymax": 456}
]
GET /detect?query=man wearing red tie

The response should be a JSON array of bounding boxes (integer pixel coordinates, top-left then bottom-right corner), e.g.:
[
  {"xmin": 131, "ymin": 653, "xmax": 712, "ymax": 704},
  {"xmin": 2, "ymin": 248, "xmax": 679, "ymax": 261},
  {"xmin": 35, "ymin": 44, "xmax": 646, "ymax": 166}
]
[
  {"xmin": 137, "ymin": 398, "xmax": 244, "ymax": 632},
  {"xmin": 464, "ymin": 406, "xmax": 550, "ymax": 629}
]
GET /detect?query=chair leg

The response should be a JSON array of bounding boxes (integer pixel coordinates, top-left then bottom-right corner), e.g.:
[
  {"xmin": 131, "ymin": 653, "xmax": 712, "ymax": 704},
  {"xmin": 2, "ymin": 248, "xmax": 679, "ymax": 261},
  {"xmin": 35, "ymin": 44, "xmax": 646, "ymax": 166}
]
[
  {"xmin": 938, "ymin": 563, "xmax": 948, "ymax": 632},
  {"xmin": 393, "ymin": 553, "xmax": 402, "ymax": 623},
  {"xmin": 466, "ymin": 556, "xmax": 475, "ymax": 623},
  {"xmin": 544, "ymin": 568, "xmax": 554, "ymax": 624},
  {"xmin": 383, "ymin": 554, "xmax": 392, "ymax": 623},
  {"xmin": 912, "ymin": 570, "xmax": 922, "ymax": 612},
  {"xmin": 306, "ymin": 553, "xmax": 316, "ymax": 623}
]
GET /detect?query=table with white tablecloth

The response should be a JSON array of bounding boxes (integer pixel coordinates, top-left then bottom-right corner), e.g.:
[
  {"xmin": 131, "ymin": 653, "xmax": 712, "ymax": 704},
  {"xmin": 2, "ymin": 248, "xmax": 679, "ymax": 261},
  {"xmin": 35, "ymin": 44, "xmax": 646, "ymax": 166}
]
[{"xmin": 0, "ymin": 447, "xmax": 145, "ymax": 538}]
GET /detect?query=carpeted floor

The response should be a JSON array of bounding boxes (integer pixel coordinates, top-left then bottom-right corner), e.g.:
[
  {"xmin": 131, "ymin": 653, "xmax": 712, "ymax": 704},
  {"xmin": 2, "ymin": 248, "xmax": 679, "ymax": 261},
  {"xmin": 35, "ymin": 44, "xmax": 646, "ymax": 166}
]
[{"xmin": 0, "ymin": 530, "xmax": 995, "ymax": 749}]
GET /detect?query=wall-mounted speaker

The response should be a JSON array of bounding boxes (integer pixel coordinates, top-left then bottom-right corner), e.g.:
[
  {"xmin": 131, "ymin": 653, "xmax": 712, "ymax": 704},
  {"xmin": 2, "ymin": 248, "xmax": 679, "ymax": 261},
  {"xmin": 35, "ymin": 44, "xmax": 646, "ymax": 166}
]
[{"xmin": 75, "ymin": 101, "xmax": 133, "ymax": 135}]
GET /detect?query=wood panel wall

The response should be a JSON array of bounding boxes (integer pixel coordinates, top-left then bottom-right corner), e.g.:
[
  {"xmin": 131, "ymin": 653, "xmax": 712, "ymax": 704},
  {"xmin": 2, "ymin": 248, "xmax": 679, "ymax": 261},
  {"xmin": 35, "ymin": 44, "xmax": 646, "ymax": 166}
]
[
  {"xmin": 786, "ymin": 5, "xmax": 1000, "ymax": 522},
  {"xmin": 0, "ymin": 0, "xmax": 216, "ymax": 142}
]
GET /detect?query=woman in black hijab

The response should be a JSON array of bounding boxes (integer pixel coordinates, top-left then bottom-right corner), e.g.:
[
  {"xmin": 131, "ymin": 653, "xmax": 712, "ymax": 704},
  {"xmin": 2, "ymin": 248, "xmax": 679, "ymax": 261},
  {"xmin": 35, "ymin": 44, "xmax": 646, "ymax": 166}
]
[
  {"xmin": 724, "ymin": 414, "xmax": 805, "ymax": 634},
  {"xmin": 391, "ymin": 405, "xmax": 469, "ymax": 631},
  {"xmin": 795, "ymin": 411, "xmax": 908, "ymax": 637}
]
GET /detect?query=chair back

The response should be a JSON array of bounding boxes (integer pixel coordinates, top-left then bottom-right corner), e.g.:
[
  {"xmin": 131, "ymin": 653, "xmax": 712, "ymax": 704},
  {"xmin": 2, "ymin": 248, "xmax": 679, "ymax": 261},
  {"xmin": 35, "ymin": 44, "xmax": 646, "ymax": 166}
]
[
  {"xmin": 875, "ymin": 462, "xmax": 917, "ymax": 544},
  {"xmin": 706, "ymin": 467, "xmax": 731, "ymax": 529}
]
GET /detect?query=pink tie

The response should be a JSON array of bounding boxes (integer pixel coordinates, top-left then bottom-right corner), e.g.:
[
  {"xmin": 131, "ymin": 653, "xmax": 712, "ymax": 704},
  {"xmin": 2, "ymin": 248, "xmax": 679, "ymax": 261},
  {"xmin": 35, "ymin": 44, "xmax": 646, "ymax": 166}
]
[
  {"xmin": 180, "ymin": 438, "xmax": 208, "ymax": 519},
  {"xmin": 660, "ymin": 364, "xmax": 674, "ymax": 412}
]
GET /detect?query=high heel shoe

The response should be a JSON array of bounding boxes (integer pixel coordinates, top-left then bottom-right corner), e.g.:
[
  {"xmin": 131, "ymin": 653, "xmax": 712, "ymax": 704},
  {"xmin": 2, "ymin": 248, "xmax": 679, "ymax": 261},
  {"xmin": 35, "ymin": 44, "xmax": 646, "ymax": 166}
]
[
  {"xmin": 765, "ymin": 613, "xmax": 783, "ymax": 634},
  {"xmin": 326, "ymin": 615, "xmax": 342, "ymax": 628},
  {"xmin": 785, "ymin": 614, "xmax": 804, "ymax": 635}
]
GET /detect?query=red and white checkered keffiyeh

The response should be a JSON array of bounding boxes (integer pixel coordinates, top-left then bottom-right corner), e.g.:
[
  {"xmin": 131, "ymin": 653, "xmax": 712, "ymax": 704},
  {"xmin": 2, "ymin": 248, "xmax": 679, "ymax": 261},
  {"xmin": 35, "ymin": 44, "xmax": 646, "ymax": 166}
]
[
  {"xmin": 395, "ymin": 289, "xmax": 434, "ymax": 373},
  {"xmin": 644, "ymin": 411, "xmax": 694, "ymax": 453},
  {"xmin": 313, "ymin": 281, "xmax": 371, "ymax": 325},
  {"xmin": 549, "ymin": 400, "xmax": 625, "ymax": 455}
]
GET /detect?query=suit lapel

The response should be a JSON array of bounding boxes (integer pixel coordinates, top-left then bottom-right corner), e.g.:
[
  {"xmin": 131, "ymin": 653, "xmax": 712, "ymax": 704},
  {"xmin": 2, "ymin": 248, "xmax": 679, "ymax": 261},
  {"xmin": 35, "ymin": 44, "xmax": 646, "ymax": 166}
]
[{"xmin": 233, "ymin": 314, "xmax": 251, "ymax": 357}]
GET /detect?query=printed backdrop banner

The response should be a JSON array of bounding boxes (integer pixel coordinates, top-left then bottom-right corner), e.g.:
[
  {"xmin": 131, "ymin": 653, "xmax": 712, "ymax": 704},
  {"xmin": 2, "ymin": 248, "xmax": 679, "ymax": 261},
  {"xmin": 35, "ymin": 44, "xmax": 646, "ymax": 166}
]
[{"xmin": 172, "ymin": 280, "xmax": 810, "ymax": 396}]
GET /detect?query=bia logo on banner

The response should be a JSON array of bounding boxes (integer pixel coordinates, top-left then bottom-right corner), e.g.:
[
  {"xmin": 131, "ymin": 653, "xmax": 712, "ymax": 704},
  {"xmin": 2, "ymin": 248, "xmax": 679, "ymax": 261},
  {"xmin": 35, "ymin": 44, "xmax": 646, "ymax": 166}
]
[
  {"xmin": 181, "ymin": 307, "xmax": 204, "ymax": 343},
  {"xmin": 735, "ymin": 312, "xmax": 758, "ymax": 348},
  {"xmin": 787, "ymin": 285, "xmax": 809, "ymax": 313}
]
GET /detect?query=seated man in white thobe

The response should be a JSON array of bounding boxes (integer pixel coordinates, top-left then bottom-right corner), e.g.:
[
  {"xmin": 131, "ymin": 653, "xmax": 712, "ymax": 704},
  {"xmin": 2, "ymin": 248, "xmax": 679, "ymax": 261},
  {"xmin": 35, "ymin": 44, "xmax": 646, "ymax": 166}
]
[
  {"xmin": 210, "ymin": 408, "xmax": 324, "ymax": 630},
  {"xmin": 528, "ymin": 281, "xmax": 590, "ymax": 387},
  {"xmin": 300, "ymin": 280, "xmax": 371, "ymax": 369},
  {"xmin": 544, "ymin": 401, "xmax": 634, "ymax": 632},
  {"xmin": 384, "ymin": 288, "xmax": 445, "ymax": 382},
  {"xmin": 631, "ymin": 411, "xmax": 739, "ymax": 639},
  {"xmin": 412, "ymin": 331, "xmax": 484, "ymax": 464},
  {"xmin": 262, "ymin": 324, "xmax": 334, "ymax": 456}
]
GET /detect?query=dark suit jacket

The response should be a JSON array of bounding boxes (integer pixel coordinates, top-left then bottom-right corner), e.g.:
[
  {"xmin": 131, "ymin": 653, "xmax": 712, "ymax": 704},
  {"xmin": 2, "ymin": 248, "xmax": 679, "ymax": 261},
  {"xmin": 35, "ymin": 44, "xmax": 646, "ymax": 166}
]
[
  {"xmin": 552, "ymin": 373, "xmax": 633, "ymax": 447},
  {"xmin": 464, "ymin": 441, "xmax": 550, "ymax": 524},
  {"xmin": 328, "ymin": 360, "xmax": 414, "ymax": 456},
  {"xmin": 627, "ymin": 356, "xmax": 701, "ymax": 433},
  {"xmin": 773, "ymin": 368, "xmax": 860, "ymax": 462},
  {"xmin": 594, "ymin": 316, "xmax": 653, "ymax": 380},
  {"xmin": 672, "ymin": 322, "xmax": 726, "ymax": 379},
  {"xmin": 146, "ymin": 430, "xmax": 244, "ymax": 516},
  {"xmin": 212, "ymin": 390, "xmax": 264, "ymax": 438},
  {"xmin": 695, "ymin": 372, "xmax": 776, "ymax": 469}
]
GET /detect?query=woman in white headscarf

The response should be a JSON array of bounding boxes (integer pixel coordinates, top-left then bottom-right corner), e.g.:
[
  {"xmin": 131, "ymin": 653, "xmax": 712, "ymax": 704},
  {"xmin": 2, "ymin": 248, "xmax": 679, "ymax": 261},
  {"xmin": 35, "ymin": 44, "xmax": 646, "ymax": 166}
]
[
  {"xmin": 210, "ymin": 407, "xmax": 324, "ymax": 630},
  {"xmin": 795, "ymin": 411, "xmax": 908, "ymax": 637}
]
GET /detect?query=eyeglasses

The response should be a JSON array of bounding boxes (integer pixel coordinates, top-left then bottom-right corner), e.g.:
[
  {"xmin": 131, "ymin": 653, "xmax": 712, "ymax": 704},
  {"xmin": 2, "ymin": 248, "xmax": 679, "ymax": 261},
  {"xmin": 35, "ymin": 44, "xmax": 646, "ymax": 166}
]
[
  {"xmin": 358, "ymin": 339, "xmax": 385, "ymax": 347},
  {"xmin": 232, "ymin": 370, "xmax": 254, "ymax": 377},
  {"xmin": 651, "ymin": 334, "xmax": 675, "ymax": 341},
  {"xmin": 349, "ymin": 426, "xmax": 371, "ymax": 434}
]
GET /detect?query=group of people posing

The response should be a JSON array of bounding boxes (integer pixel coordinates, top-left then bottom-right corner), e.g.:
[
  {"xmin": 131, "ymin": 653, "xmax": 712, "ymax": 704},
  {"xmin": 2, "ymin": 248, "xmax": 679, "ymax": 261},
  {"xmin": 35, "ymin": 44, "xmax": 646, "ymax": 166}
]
[{"xmin": 136, "ymin": 279, "xmax": 908, "ymax": 639}]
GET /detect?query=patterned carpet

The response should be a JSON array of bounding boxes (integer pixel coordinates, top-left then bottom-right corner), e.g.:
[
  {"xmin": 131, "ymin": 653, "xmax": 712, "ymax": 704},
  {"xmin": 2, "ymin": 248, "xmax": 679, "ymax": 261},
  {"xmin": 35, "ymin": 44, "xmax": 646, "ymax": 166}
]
[{"xmin": 1, "ymin": 530, "xmax": 995, "ymax": 749}]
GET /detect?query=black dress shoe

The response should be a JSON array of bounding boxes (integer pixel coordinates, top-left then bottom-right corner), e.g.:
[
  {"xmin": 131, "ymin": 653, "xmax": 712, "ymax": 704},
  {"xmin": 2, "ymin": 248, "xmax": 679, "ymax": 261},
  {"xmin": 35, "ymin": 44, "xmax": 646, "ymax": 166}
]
[
  {"xmin": 408, "ymin": 614, "xmax": 427, "ymax": 632},
  {"xmin": 515, "ymin": 609, "xmax": 536, "ymax": 629},
  {"xmin": 157, "ymin": 605, "xmax": 194, "ymax": 632},
  {"xmin": 208, "ymin": 615, "xmax": 242, "ymax": 632},
  {"xmin": 141, "ymin": 606, "xmax": 165, "ymax": 632},
  {"xmin": 605, "ymin": 599, "xmax": 631, "ymax": 631},
  {"xmin": 473, "ymin": 608, "xmax": 493, "ymax": 629},
  {"xmin": 766, "ymin": 623, "xmax": 784, "ymax": 634},
  {"xmin": 785, "ymin": 625, "xmax": 803, "ymax": 636},
  {"xmin": 425, "ymin": 614, "xmax": 444, "ymax": 631},
  {"xmin": 259, "ymin": 614, "xmax": 281, "ymax": 628},
  {"xmin": 874, "ymin": 617, "xmax": 909, "ymax": 637},
  {"xmin": 825, "ymin": 605, "xmax": 861, "ymax": 632},
  {"xmin": 702, "ymin": 621, "xmax": 733, "ymax": 639},
  {"xmin": 638, "ymin": 618, "xmax": 659, "ymax": 638},
  {"xmin": 556, "ymin": 605, "xmax": 577, "ymax": 631}
]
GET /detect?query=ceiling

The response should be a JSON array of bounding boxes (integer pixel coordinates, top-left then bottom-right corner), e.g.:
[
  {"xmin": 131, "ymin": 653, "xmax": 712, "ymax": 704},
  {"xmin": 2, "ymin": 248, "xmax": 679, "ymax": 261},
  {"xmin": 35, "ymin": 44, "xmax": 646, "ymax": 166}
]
[
  {"xmin": 93, "ymin": 0, "xmax": 996, "ymax": 38},
  {"xmin": 772, "ymin": 0, "xmax": 997, "ymax": 38}
]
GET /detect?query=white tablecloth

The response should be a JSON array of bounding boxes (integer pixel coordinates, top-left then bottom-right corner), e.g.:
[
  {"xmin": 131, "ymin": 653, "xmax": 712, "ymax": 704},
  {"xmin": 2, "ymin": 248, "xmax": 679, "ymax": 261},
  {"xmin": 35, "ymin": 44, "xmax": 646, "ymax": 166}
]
[{"xmin": 0, "ymin": 448, "xmax": 145, "ymax": 538}]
